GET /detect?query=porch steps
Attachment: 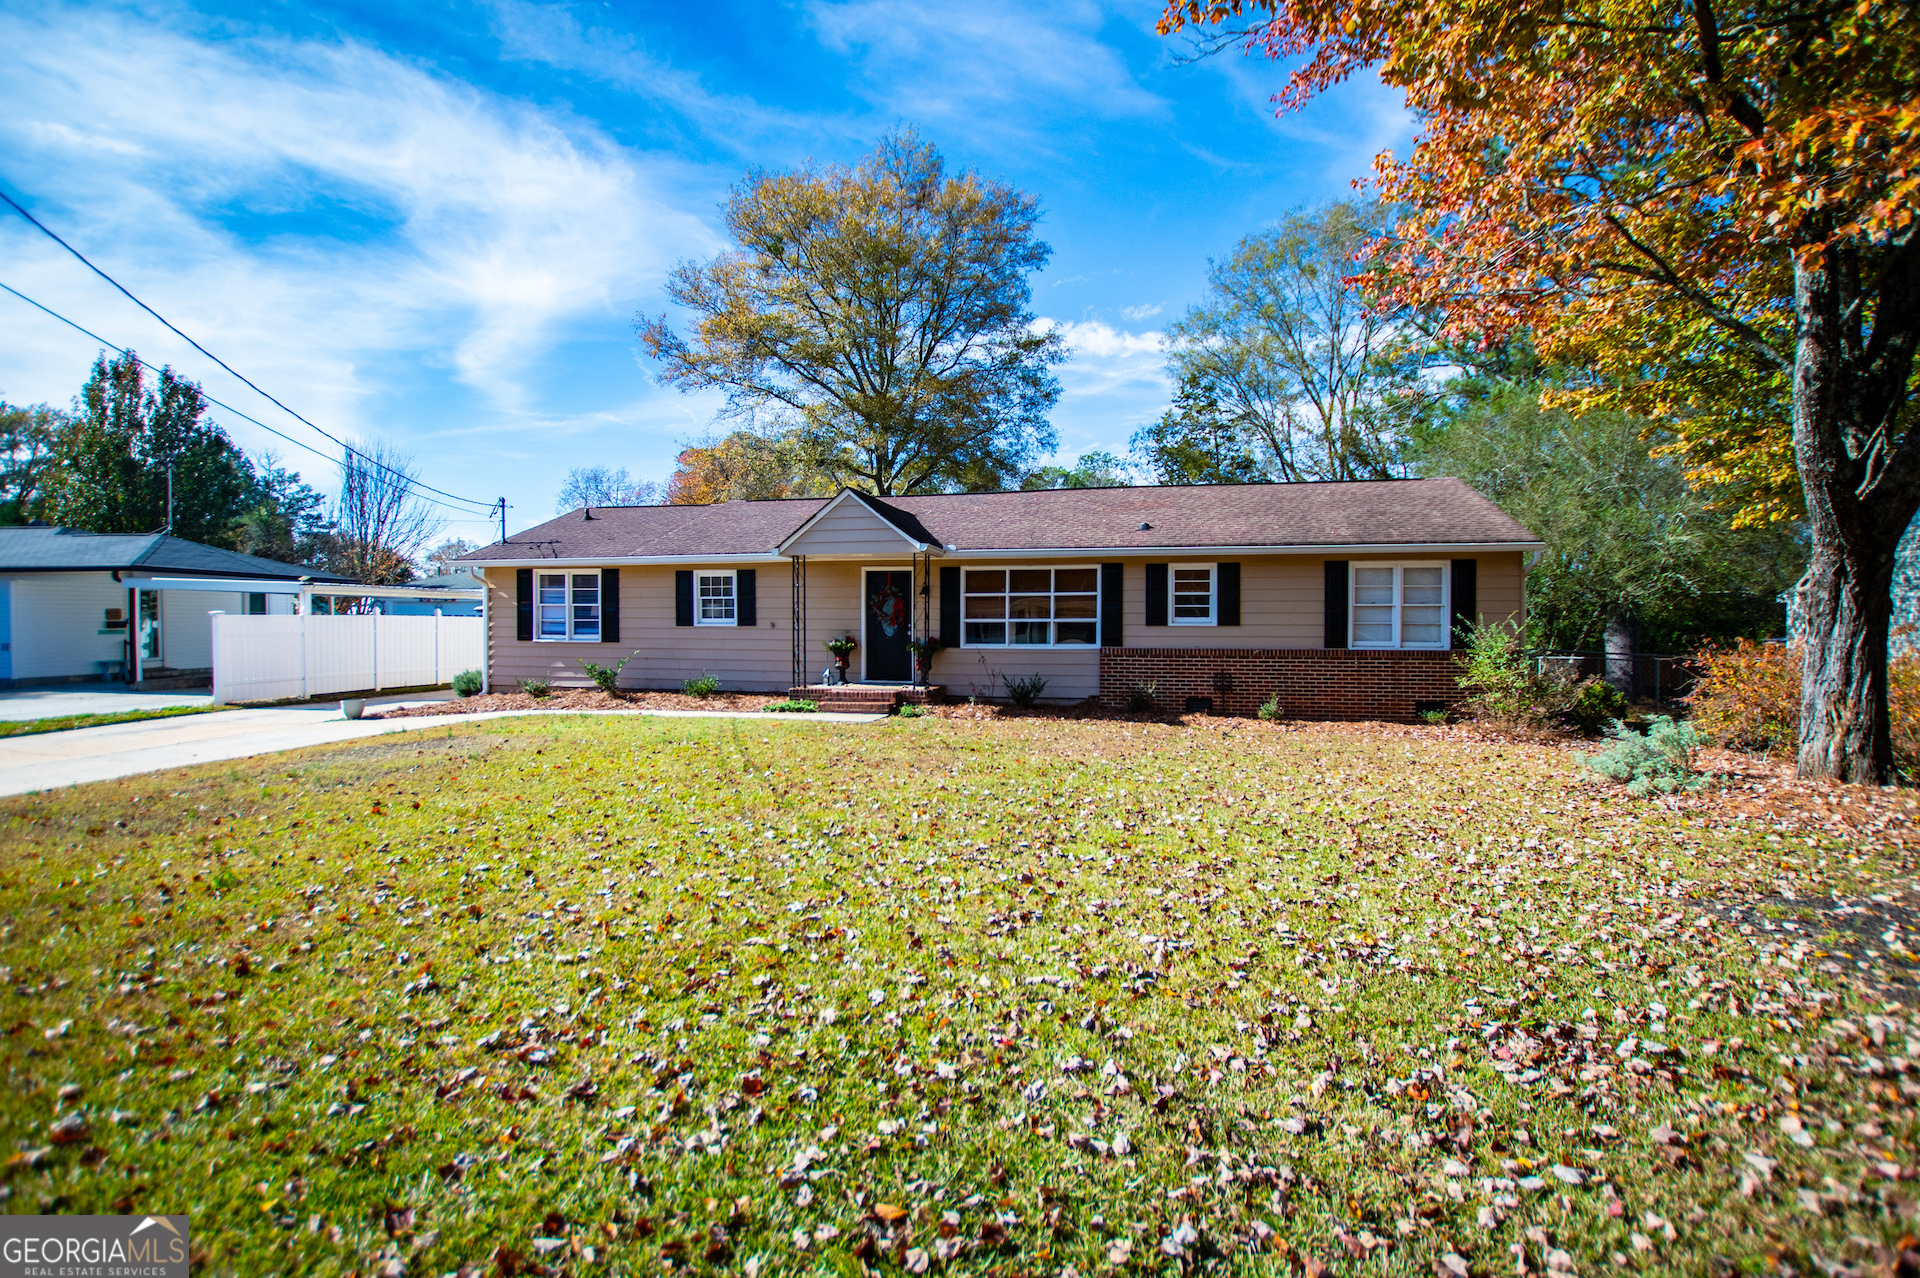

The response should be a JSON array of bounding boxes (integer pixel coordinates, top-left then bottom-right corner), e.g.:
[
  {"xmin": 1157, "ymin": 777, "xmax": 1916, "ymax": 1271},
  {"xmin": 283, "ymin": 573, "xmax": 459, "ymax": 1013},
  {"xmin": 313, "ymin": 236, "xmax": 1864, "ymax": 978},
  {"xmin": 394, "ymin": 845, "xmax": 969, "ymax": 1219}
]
[{"xmin": 788, "ymin": 684, "xmax": 945, "ymax": 715}]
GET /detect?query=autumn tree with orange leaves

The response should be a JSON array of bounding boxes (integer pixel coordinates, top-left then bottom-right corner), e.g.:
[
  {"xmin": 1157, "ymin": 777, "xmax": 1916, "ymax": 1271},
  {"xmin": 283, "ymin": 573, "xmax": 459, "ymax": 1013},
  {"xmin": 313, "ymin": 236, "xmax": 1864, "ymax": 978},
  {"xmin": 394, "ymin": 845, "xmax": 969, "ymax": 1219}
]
[{"xmin": 1162, "ymin": 0, "xmax": 1919, "ymax": 782}]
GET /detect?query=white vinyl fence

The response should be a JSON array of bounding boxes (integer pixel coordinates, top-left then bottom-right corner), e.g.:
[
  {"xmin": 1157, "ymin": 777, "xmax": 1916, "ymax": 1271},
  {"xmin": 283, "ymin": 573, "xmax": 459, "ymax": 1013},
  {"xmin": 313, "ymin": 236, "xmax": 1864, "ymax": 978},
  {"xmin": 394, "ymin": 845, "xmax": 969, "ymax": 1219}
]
[{"xmin": 212, "ymin": 613, "xmax": 484, "ymax": 705}]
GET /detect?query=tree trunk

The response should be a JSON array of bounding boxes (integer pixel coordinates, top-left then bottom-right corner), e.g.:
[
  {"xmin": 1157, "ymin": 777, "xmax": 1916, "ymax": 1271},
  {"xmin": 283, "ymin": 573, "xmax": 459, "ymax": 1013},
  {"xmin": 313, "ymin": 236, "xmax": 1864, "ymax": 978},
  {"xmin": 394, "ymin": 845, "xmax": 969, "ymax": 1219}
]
[
  {"xmin": 1791, "ymin": 237, "xmax": 1920, "ymax": 783},
  {"xmin": 1604, "ymin": 610, "xmax": 1636, "ymax": 698}
]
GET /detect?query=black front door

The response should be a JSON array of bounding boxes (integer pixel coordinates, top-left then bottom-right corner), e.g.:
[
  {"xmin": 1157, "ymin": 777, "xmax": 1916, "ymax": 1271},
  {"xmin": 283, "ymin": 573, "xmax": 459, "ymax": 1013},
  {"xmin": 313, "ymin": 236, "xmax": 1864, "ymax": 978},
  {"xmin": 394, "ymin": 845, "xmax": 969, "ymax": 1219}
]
[{"xmin": 864, "ymin": 570, "xmax": 913, "ymax": 682}]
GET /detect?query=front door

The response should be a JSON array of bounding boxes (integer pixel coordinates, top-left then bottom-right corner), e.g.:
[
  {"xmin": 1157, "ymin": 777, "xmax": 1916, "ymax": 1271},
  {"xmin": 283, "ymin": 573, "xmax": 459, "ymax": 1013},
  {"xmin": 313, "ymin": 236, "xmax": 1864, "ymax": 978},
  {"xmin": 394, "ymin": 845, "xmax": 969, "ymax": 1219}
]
[{"xmin": 864, "ymin": 570, "xmax": 912, "ymax": 682}]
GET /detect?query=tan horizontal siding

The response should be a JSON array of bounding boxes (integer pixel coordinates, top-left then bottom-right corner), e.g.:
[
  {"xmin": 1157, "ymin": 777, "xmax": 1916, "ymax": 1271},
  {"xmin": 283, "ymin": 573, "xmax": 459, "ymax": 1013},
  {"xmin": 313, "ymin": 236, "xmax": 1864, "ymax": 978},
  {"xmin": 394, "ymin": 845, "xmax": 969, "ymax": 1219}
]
[
  {"xmin": 785, "ymin": 504, "xmax": 922, "ymax": 557},
  {"xmin": 484, "ymin": 549, "xmax": 1530, "ymax": 693}
]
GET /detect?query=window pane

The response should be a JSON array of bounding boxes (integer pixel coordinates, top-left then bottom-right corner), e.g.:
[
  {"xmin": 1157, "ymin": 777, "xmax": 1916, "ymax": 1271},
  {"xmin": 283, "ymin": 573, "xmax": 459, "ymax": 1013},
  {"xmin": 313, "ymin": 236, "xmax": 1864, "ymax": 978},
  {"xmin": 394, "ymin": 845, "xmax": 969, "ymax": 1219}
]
[
  {"xmin": 964, "ymin": 621, "xmax": 1006, "ymax": 645},
  {"xmin": 964, "ymin": 570, "xmax": 1005, "ymax": 593},
  {"xmin": 1009, "ymin": 594, "xmax": 1051, "ymax": 619},
  {"xmin": 964, "ymin": 595, "xmax": 1006, "ymax": 619},
  {"xmin": 1055, "ymin": 568, "xmax": 1098, "ymax": 592},
  {"xmin": 1011, "ymin": 620, "xmax": 1049, "ymax": 645},
  {"xmin": 571, "ymin": 574, "xmax": 599, "ymax": 600},
  {"xmin": 538, "ymin": 574, "xmax": 567, "ymax": 636},
  {"xmin": 1353, "ymin": 567, "xmax": 1395, "ymax": 606},
  {"xmin": 698, "ymin": 573, "xmax": 734, "ymax": 621},
  {"xmin": 1008, "ymin": 568, "xmax": 1051, "ymax": 593},
  {"xmin": 1402, "ymin": 607, "xmax": 1444, "ymax": 645},
  {"xmin": 1054, "ymin": 593, "xmax": 1097, "ymax": 619},
  {"xmin": 1055, "ymin": 620, "xmax": 1098, "ymax": 645},
  {"xmin": 1403, "ymin": 566, "xmax": 1444, "ymax": 606},
  {"xmin": 1352, "ymin": 607, "xmax": 1394, "ymax": 644}
]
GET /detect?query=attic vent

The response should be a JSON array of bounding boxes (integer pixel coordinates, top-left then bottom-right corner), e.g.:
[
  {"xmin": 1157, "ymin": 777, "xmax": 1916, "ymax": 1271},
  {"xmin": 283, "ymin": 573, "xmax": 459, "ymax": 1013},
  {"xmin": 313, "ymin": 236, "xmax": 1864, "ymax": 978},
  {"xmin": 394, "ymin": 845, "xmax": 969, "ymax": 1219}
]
[{"xmin": 1138, "ymin": 521, "xmax": 1153, "ymax": 531}]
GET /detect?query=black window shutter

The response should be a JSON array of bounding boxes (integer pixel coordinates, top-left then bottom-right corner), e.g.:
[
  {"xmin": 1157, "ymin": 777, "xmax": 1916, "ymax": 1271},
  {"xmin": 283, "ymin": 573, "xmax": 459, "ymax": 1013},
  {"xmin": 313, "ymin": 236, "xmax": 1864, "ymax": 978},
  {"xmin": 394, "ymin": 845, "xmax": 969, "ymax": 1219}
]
[
  {"xmin": 939, "ymin": 566, "xmax": 960, "ymax": 646},
  {"xmin": 1450, "ymin": 558, "xmax": 1478, "ymax": 649},
  {"xmin": 1100, "ymin": 562, "xmax": 1123, "ymax": 647},
  {"xmin": 1323, "ymin": 560, "xmax": 1348, "ymax": 649},
  {"xmin": 515, "ymin": 568, "xmax": 533, "ymax": 642},
  {"xmin": 600, "ymin": 568, "xmax": 620, "ymax": 643},
  {"xmin": 675, "ymin": 570, "xmax": 694, "ymax": 627},
  {"xmin": 736, "ymin": 569, "xmax": 757, "ymax": 626},
  {"xmin": 1217, "ymin": 562, "xmax": 1241, "ymax": 626},
  {"xmin": 1145, "ymin": 563, "xmax": 1169, "ymax": 627}
]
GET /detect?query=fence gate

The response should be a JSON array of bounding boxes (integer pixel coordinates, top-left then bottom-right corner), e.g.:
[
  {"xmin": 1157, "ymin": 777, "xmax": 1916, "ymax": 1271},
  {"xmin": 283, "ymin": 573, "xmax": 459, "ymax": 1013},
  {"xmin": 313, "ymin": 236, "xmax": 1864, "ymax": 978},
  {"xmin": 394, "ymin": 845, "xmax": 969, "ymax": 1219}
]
[{"xmin": 212, "ymin": 613, "xmax": 483, "ymax": 705}]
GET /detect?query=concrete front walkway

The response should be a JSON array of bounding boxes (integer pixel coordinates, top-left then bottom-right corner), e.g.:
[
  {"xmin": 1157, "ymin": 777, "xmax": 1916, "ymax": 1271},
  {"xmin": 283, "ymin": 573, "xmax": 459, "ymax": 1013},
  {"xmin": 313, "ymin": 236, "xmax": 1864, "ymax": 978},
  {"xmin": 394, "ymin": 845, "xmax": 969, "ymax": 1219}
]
[
  {"xmin": 0, "ymin": 681, "xmax": 215, "ymax": 722},
  {"xmin": 0, "ymin": 700, "xmax": 886, "ymax": 797}
]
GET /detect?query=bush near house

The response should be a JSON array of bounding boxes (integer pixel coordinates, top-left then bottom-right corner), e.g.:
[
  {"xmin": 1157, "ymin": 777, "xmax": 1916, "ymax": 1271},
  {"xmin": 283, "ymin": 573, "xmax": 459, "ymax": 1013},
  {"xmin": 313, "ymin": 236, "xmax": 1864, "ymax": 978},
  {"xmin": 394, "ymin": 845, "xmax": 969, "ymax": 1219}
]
[
  {"xmin": 1454, "ymin": 622, "xmax": 1624, "ymax": 734},
  {"xmin": 1691, "ymin": 639, "xmax": 1920, "ymax": 770}
]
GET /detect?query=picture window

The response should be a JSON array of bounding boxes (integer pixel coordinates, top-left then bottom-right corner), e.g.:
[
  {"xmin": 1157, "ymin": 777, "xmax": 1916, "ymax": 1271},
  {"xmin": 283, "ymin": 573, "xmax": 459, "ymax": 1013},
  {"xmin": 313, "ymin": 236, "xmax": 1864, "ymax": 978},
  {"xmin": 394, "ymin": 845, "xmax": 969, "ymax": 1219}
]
[{"xmin": 962, "ymin": 566, "xmax": 1098, "ymax": 647}]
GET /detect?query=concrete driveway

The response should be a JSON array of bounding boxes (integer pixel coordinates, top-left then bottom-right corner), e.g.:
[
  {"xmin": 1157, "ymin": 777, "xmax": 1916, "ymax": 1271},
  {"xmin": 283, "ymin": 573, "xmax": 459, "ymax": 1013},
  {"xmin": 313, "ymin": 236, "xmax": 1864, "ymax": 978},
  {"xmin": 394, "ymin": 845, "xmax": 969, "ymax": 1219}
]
[
  {"xmin": 0, "ymin": 681, "xmax": 214, "ymax": 721},
  {"xmin": 0, "ymin": 697, "xmax": 885, "ymax": 797}
]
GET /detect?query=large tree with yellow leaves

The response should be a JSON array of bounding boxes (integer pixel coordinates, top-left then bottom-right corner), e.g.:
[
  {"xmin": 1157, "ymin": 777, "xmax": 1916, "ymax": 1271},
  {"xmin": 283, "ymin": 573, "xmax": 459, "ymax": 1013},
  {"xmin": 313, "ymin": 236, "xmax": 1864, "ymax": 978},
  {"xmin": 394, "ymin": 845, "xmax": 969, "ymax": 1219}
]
[{"xmin": 1163, "ymin": 0, "xmax": 1919, "ymax": 781}]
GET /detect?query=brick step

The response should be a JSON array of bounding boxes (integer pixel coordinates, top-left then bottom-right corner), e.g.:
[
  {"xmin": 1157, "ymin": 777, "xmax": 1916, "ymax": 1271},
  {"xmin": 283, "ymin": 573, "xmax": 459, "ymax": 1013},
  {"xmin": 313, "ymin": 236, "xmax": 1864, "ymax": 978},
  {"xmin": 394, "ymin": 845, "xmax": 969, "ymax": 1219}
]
[{"xmin": 787, "ymin": 684, "xmax": 946, "ymax": 713}]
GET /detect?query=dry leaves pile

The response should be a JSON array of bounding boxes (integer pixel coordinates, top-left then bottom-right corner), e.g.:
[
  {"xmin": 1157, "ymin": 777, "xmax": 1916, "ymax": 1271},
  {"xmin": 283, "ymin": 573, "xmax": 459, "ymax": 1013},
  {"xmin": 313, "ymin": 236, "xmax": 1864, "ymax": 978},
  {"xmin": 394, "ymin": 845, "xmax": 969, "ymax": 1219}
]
[{"xmin": 1, "ymin": 715, "xmax": 1916, "ymax": 1277}]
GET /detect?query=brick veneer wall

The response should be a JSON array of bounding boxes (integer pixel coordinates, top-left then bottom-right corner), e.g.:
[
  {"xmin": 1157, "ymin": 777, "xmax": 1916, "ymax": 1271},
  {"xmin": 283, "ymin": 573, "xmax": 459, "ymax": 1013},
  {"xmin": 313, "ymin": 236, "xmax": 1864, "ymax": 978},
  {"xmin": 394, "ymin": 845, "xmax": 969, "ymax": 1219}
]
[{"xmin": 1098, "ymin": 647, "xmax": 1464, "ymax": 722}]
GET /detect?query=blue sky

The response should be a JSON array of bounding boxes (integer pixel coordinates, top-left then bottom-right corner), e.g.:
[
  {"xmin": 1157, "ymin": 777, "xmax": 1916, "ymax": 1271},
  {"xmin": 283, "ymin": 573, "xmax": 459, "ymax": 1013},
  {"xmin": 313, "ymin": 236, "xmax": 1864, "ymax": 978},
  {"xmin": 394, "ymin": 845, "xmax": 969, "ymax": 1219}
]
[{"xmin": 0, "ymin": 0, "xmax": 1410, "ymax": 541}]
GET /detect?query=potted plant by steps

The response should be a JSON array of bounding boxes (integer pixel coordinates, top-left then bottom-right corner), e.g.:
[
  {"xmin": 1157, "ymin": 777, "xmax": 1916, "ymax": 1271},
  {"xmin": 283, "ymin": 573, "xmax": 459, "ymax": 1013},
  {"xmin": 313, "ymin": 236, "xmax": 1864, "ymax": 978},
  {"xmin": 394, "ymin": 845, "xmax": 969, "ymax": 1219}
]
[
  {"xmin": 905, "ymin": 636, "xmax": 943, "ymax": 686},
  {"xmin": 341, "ymin": 698, "xmax": 366, "ymax": 720},
  {"xmin": 824, "ymin": 635, "xmax": 858, "ymax": 683}
]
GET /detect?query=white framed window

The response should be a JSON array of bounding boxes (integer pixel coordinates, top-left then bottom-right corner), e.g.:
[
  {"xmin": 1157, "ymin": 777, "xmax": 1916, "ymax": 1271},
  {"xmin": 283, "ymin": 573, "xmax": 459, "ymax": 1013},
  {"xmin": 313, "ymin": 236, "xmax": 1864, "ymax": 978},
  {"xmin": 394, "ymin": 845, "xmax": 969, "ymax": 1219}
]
[
  {"xmin": 537, "ymin": 572, "xmax": 601, "ymax": 640},
  {"xmin": 696, "ymin": 570, "xmax": 737, "ymax": 625},
  {"xmin": 1171, "ymin": 563, "xmax": 1216, "ymax": 625},
  {"xmin": 1351, "ymin": 562, "xmax": 1449, "ymax": 649},
  {"xmin": 961, "ymin": 566, "xmax": 1099, "ymax": 647}
]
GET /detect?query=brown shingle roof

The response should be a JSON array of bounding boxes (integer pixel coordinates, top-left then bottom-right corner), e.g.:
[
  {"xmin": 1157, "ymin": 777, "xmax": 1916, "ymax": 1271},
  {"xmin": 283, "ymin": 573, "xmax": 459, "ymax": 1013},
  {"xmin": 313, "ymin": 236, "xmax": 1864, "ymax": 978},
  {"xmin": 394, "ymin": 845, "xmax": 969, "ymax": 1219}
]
[{"xmin": 460, "ymin": 479, "xmax": 1539, "ymax": 562}]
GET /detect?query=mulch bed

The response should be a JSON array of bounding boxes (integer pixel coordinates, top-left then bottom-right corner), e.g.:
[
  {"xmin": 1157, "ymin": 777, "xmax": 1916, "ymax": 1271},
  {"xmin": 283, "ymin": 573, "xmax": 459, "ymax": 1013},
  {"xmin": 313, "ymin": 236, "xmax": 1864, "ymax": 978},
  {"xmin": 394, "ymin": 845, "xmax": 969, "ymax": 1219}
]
[{"xmin": 367, "ymin": 689, "xmax": 784, "ymax": 718}]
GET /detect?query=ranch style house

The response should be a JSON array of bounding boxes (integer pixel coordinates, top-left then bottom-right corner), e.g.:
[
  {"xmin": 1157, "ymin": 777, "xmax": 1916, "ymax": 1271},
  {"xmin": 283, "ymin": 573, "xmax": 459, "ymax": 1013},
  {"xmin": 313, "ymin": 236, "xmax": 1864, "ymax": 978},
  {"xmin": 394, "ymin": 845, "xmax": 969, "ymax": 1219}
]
[{"xmin": 458, "ymin": 478, "xmax": 1543, "ymax": 719}]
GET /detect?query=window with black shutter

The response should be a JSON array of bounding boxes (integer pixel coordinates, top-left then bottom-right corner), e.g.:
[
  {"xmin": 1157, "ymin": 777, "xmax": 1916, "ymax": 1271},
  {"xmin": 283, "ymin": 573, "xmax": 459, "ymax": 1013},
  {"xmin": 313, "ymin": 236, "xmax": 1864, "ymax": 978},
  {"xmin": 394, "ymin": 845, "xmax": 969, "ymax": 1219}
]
[
  {"xmin": 675, "ymin": 570, "xmax": 694, "ymax": 627},
  {"xmin": 600, "ymin": 568, "xmax": 620, "ymax": 643},
  {"xmin": 1323, "ymin": 560, "xmax": 1348, "ymax": 649},
  {"xmin": 1145, "ymin": 563, "xmax": 1168, "ymax": 627},
  {"xmin": 737, "ymin": 569, "xmax": 757, "ymax": 626}
]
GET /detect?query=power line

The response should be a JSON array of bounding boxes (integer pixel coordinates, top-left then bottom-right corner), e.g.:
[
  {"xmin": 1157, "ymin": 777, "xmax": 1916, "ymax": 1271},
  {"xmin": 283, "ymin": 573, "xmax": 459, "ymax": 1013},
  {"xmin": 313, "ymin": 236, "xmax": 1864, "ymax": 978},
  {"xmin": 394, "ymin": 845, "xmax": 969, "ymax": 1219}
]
[
  {"xmin": 0, "ymin": 278, "xmax": 499, "ymax": 520},
  {"xmin": 0, "ymin": 186, "xmax": 496, "ymax": 514}
]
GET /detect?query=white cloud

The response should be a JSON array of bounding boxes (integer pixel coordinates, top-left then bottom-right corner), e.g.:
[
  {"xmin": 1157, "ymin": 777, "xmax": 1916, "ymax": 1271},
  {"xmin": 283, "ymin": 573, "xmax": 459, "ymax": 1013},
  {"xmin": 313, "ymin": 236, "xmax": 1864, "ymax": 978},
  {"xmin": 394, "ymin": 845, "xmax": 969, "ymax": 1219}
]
[
  {"xmin": 1120, "ymin": 303, "xmax": 1163, "ymax": 320},
  {"xmin": 806, "ymin": 0, "xmax": 1166, "ymax": 147},
  {"xmin": 1039, "ymin": 317, "xmax": 1170, "ymax": 460},
  {"xmin": 0, "ymin": 3, "xmax": 717, "ymax": 494},
  {"xmin": 487, "ymin": 0, "xmax": 873, "ymax": 157}
]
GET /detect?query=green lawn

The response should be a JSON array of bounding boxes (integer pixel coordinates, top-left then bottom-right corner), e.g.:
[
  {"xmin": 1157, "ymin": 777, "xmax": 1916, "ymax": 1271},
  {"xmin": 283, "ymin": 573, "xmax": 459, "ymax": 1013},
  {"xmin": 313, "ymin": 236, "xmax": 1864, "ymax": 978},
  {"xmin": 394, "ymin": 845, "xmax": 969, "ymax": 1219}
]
[
  {"xmin": 0, "ymin": 715, "xmax": 1913, "ymax": 1276},
  {"xmin": 0, "ymin": 703, "xmax": 222, "ymax": 738}
]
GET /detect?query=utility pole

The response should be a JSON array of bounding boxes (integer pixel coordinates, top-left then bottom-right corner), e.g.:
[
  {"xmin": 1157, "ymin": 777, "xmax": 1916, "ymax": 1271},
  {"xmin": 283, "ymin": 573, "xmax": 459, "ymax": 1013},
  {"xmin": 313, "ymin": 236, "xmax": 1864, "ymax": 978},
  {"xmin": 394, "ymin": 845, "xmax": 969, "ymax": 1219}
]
[{"xmin": 498, "ymin": 498, "xmax": 507, "ymax": 545}]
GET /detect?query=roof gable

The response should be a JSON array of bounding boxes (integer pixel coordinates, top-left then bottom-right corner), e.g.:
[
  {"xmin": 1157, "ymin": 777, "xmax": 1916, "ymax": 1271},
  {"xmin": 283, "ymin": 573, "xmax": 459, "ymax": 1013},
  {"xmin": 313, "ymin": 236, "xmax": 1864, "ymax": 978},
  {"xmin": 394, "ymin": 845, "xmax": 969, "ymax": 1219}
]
[{"xmin": 778, "ymin": 490, "xmax": 933, "ymax": 556}]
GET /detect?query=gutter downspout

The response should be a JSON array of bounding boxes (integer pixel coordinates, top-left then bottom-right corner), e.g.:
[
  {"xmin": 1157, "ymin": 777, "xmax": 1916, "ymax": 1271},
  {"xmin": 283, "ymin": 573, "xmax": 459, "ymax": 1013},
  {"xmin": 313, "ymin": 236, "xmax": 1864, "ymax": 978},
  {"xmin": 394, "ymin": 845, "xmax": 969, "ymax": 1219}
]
[{"xmin": 479, "ymin": 569, "xmax": 491, "ymax": 695}]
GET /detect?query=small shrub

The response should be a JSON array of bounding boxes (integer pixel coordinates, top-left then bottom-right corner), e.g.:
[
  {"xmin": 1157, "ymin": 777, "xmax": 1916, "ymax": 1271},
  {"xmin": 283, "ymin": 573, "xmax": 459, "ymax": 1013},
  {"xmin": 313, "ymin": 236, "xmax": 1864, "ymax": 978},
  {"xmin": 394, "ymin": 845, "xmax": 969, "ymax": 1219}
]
[
  {"xmin": 579, "ymin": 652, "xmax": 635, "ymax": 695},
  {"xmin": 896, "ymin": 703, "xmax": 928, "ymax": 718},
  {"xmin": 1003, "ymin": 672, "xmax": 1049, "ymax": 708},
  {"xmin": 451, "ymin": 669, "xmax": 483, "ymax": 698},
  {"xmin": 1581, "ymin": 715, "xmax": 1709, "ymax": 796},
  {"xmin": 1690, "ymin": 639, "xmax": 1799, "ymax": 754},
  {"xmin": 519, "ymin": 677, "xmax": 551, "ymax": 699},
  {"xmin": 763, "ymin": 699, "xmax": 818, "ymax": 713},
  {"xmin": 1418, "ymin": 708, "xmax": 1447, "ymax": 725},
  {"xmin": 1692, "ymin": 636, "xmax": 1920, "ymax": 770},
  {"xmin": 1126, "ymin": 680, "xmax": 1157, "ymax": 713},
  {"xmin": 1257, "ymin": 694, "xmax": 1283, "ymax": 721},
  {"xmin": 682, "ymin": 671, "xmax": 722, "ymax": 698},
  {"xmin": 1455, "ymin": 621, "xmax": 1621, "ymax": 733}
]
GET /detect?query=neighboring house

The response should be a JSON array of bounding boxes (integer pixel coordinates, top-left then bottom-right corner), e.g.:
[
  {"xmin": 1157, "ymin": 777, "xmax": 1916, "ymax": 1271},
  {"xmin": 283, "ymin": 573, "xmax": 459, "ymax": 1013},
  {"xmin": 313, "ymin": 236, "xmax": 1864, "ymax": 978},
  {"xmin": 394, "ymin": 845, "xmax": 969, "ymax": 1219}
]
[
  {"xmin": 0, "ymin": 525, "xmax": 352, "ymax": 690},
  {"xmin": 372, "ymin": 572, "xmax": 484, "ymax": 618},
  {"xmin": 459, "ymin": 479, "xmax": 1543, "ymax": 720}
]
